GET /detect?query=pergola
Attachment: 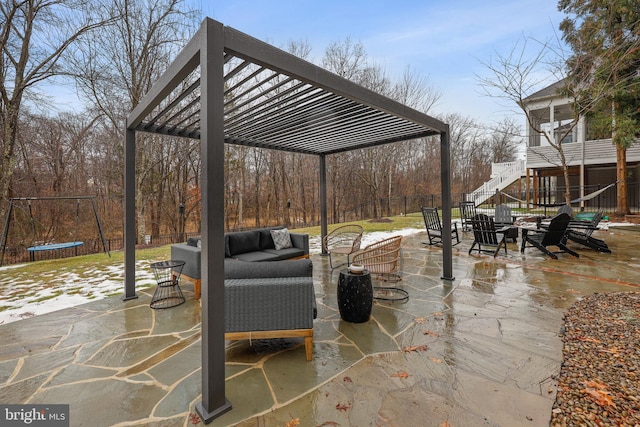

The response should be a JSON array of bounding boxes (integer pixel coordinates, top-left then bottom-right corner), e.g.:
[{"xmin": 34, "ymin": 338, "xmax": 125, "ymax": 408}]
[{"xmin": 123, "ymin": 18, "xmax": 454, "ymax": 423}]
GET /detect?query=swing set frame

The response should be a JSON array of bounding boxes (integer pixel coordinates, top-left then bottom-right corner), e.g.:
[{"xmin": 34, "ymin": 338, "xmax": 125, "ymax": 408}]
[{"xmin": 0, "ymin": 196, "xmax": 110, "ymax": 266}]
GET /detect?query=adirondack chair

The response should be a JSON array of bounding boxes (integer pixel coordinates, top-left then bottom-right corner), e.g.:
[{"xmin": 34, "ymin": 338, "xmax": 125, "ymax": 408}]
[
  {"xmin": 494, "ymin": 204, "xmax": 518, "ymax": 242},
  {"xmin": 459, "ymin": 201, "xmax": 477, "ymax": 231},
  {"xmin": 565, "ymin": 209, "xmax": 611, "ymax": 253},
  {"xmin": 520, "ymin": 213, "xmax": 579, "ymax": 259},
  {"xmin": 468, "ymin": 214, "xmax": 508, "ymax": 257},
  {"xmin": 421, "ymin": 207, "xmax": 460, "ymax": 246},
  {"xmin": 557, "ymin": 204, "xmax": 573, "ymax": 217}
]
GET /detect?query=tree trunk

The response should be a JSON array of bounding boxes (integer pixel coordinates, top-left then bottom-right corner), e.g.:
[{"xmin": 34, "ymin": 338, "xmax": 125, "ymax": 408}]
[
  {"xmin": 615, "ymin": 144, "xmax": 630, "ymax": 215},
  {"xmin": 0, "ymin": 106, "xmax": 20, "ymax": 221}
]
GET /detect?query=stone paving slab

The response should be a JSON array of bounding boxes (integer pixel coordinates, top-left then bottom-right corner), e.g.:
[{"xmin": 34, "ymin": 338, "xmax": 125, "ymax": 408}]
[{"xmin": 0, "ymin": 227, "xmax": 638, "ymax": 426}]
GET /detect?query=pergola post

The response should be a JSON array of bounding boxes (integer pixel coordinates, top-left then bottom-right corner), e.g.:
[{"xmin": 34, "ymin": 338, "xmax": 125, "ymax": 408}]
[
  {"xmin": 195, "ymin": 19, "xmax": 232, "ymax": 423},
  {"xmin": 440, "ymin": 126, "xmax": 454, "ymax": 281},
  {"xmin": 123, "ymin": 127, "xmax": 138, "ymax": 300},
  {"xmin": 319, "ymin": 154, "xmax": 328, "ymax": 254}
]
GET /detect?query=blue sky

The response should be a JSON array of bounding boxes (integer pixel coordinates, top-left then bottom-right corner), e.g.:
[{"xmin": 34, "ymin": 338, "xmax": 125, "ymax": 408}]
[{"xmin": 198, "ymin": 0, "xmax": 567, "ymax": 125}]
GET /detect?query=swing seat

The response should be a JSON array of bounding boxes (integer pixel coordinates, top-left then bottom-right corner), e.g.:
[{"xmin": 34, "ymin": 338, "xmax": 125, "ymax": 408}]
[{"xmin": 27, "ymin": 241, "xmax": 84, "ymax": 251}]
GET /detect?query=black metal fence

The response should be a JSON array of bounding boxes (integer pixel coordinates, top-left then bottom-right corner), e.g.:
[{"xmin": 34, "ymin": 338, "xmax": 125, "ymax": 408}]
[
  {"xmin": 2, "ymin": 184, "xmax": 637, "ymax": 266},
  {"xmin": 468, "ymin": 182, "xmax": 638, "ymax": 214}
]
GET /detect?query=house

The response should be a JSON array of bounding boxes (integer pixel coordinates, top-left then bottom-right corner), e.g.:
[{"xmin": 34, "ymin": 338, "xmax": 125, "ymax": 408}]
[{"xmin": 468, "ymin": 79, "xmax": 640, "ymax": 213}]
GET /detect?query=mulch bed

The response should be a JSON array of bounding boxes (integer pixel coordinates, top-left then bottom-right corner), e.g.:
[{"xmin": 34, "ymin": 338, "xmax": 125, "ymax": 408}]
[{"xmin": 551, "ymin": 292, "xmax": 640, "ymax": 426}]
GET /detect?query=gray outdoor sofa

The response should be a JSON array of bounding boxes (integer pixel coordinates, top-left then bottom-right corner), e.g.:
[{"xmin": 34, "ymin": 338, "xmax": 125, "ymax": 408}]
[
  {"xmin": 224, "ymin": 258, "xmax": 316, "ymax": 361},
  {"xmin": 170, "ymin": 226, "xmax": 309, "ymax": 299},
  {"xmin": 170, "ymin": 227, "xmax": 315, "ymax": 360}
]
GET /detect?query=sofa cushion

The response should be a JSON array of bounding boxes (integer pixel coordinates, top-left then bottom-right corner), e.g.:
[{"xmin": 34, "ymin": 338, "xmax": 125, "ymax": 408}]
[
  {"xmin": 270, "ymin": 228, "xmax": 293, "ymax": 250},
  {"xmin": 187, "ymin": 237, "xmax": 201, "ymax": 247},
  {"xmin": 258, "ymin": 226, "xmax": 282, "ymax": 250},
  {"xmin": 262, "ymin": 247, "xmax": 305, "ymax": 260},
  {"xmin": 234, "ymin": 251, "xmax": 280, "ymax": 262},
  {"xmin": 224, "ymin": 258, "xmax": 312, "ymax": 279},
  {"xmin": 228, "ymin": 230, "xmax": 261, "ymax": 256}
]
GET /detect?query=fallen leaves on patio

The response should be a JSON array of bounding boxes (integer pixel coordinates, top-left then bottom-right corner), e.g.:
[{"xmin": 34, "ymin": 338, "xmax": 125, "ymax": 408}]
[
  {"xmin": 423, "ymin": 329, "xmax": 440, "ymax": 337},
  {"xmin": 598, "ymin": 346, "xmax": 621, "ymax": 355},
  {"xmin": 285, "ymin": 417, "xmax": 300, "ymax": 427},
  {"xmin": 335, "ymin": 402, "xmax": 351, "ymax": 411},
  {"xmin": 576, "ymin": 336, "xmax": 601, "ymax": 343},
  {"xmin": 439, "ymin": 419, "xmax": 452, "ymax": 427},
  {"xmin": 343, "ymin": 376, "xmax": 352, "ymax": 382},
  {"xmin": 414, "ymin": 317, "xmax": 427, "ymax": 324},
  {"xmin": 391, "ymin": 370, "xmax": 409, "ymax": 379},
  {"xmin": 403, "ymin": 345, "xmax": 428, "ymax": 353},
  {"xmin": 581, "ymin": 380, "xmax": 616, "ymax": 408},
  {"xmin": 431, "ymin": 357, "xmax": 443, "ymax": 364},
  {"xmin": 189, "ymin": 413, "xmax": 201, "ymax": 425}
]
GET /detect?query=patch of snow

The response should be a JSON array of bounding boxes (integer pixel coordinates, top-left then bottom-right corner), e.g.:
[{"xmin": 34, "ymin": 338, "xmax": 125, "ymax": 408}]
[{"xmin": 0, "ymin": 260, "xmax": 156, "ymax": 325}]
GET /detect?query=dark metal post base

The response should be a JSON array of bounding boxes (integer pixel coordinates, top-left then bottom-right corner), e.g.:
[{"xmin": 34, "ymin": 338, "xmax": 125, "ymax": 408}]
[{"xmin": 196, "ymin": 399, "xmax": 232, "ymax": 424}]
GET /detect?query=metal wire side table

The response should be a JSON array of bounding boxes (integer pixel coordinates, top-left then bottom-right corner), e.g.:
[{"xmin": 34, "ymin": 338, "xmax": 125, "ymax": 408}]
[{"xmin": 149, "ymin": 260, "xmax": 186, "ymax": 309}]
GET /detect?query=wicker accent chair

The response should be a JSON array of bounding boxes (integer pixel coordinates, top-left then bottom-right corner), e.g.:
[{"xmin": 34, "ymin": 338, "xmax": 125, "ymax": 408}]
[
  {"xmin": 323, "ymin": 224, "xmax": 364, "ymax": 269},
  {"xmin": 352, "ymin": 235, "xmax": 403, "ymax": 282}
]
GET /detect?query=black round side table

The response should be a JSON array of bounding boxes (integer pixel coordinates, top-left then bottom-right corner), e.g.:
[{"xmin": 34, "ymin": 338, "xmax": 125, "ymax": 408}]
[
  {"xmin": 337, "ymin": 269, "xmax": 373, "ymax": 323},
  {"xmin": 149, "ymin": 260, "xmax": 186, "ymax": 309}
]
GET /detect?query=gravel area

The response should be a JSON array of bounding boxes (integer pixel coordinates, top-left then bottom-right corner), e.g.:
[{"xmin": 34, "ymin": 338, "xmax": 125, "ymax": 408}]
[{"xmin": 551, "ymin": 292, "xmax": 640, "ymax": 426}]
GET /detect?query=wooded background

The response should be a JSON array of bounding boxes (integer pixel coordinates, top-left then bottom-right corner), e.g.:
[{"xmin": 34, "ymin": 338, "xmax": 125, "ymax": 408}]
[{"xmin": 1, "ymin": 1, "xmax": 521, "ymax": 252}]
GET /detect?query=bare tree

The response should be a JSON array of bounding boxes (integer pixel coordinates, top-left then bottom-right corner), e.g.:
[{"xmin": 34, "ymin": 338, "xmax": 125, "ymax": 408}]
[
  {"xmin": 478, "ymin": 36, "xmax": 575, "ymax": 204},
  {"xmin": 488, "ymin": 117, "xmax": 523, "ymax": 163},
  {"xmin": 70, "ymin": 0, "xmax": 198, "ymax": 241},
  {"xmin": 392, "ymin": 66, "xmax": 442, "ymax": 114},
  {"xmin": 0, "ymin": 0, "xmax": 114, "ymax": 218},
  {"xmin": 478, "ymin": 35, "xmax": 613, "ymax": 205}
]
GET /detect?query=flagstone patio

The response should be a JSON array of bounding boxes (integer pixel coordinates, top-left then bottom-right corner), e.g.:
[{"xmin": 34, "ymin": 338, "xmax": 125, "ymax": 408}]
[{"xmin": 1, "ymin": 226, "xmax": 639, "ymax": 426}]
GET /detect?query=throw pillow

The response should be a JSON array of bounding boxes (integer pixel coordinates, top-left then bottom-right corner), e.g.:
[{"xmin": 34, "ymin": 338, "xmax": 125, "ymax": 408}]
[{"xmin": 271, "ymin": 228, "xmax": 292, "ymax": 250}]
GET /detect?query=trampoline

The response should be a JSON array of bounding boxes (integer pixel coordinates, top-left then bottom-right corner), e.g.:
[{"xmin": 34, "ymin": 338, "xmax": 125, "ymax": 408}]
[
  {"xmin": 27, "ymin": 241, "xmax": 84, "ymax": 252},
  {"xmin": 1, "ymin": 196, "xmax": 110, "ymax": 266}
]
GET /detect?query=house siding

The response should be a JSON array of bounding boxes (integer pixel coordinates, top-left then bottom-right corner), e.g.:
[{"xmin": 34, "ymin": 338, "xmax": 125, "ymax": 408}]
[{"xmin": 527, "ymin": 139, "xmax": 640, "ymax": 169}]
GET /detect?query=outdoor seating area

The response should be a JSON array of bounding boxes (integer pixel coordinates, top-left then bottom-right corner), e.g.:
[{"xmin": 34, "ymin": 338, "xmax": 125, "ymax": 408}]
[{"xmin": 1, "ymin": 224, "xmax": 638, "ymax": 426}]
